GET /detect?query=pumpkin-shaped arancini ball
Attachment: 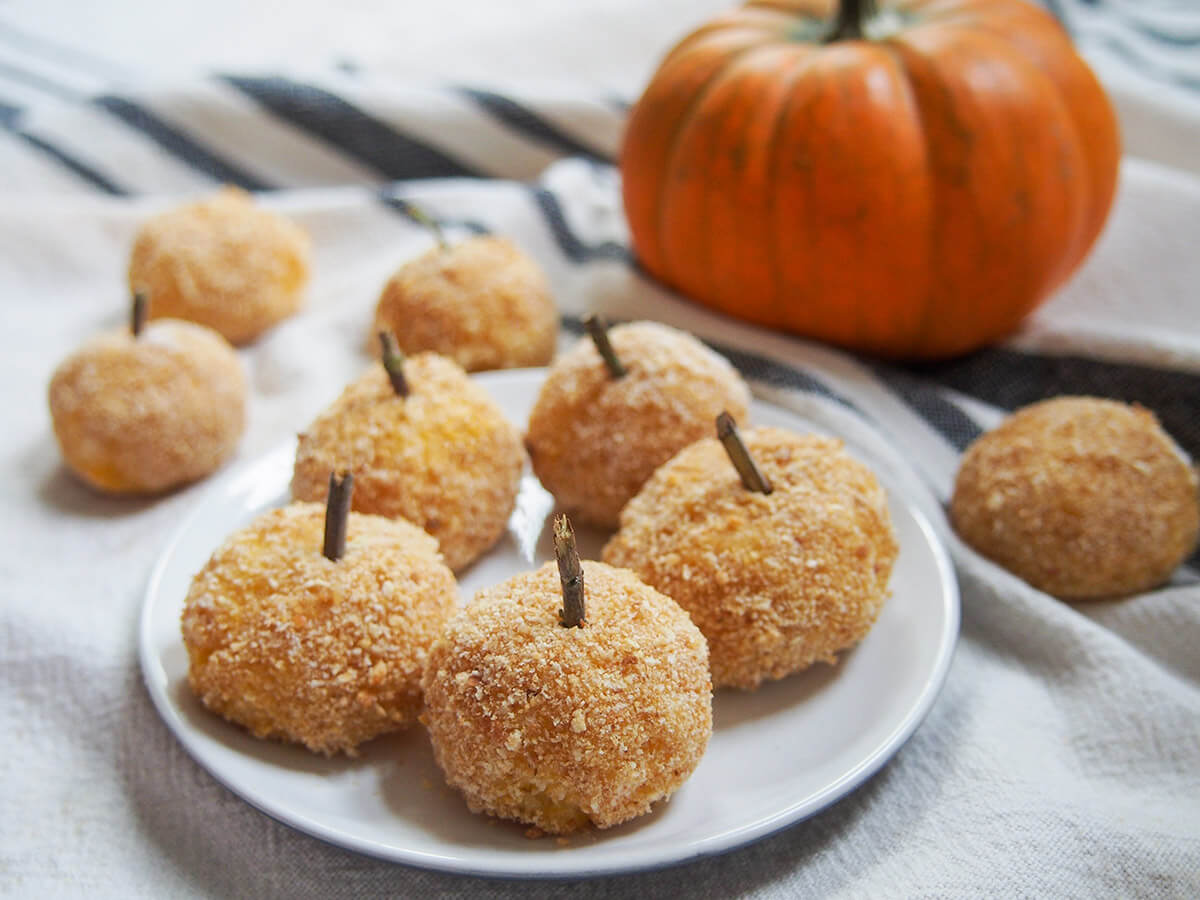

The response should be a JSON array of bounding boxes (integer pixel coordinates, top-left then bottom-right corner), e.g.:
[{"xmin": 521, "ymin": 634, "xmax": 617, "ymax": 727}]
[
  {"xmin": 128, "ymin": 186, "xmax": 310, "ymax": 344},
  {"xmin": 181, "ymin": 494, "xmax": 458, "ymax": 756},
  {"xmin": 372, "ymin": 234, "xmax": 558, "ymax": 372},
  {"xmin": 421, "ymin": 547, "xmax": 712, "ymax": 835},
  {"xmin": 604, "ymin": 423, "xmax": 898, "ymax": 690},
  {"xmin": 525, "ymin": 319, "xmax": 751, "ymax": 528},
  {"xmin": 48, "ymin": 311, "xmax": 245, "ymax": 495},
  {"xmin": 951, "ymin": 396, "xmax": 1199, "ymax": 599},
  {"xmin": 292, "ymin": 349, "xmax": 525, "ymax": 572}
]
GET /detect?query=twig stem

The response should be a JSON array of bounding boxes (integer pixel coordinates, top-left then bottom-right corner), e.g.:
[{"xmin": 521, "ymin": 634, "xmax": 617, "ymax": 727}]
[
  {"xmin": 404, "ymin": 202, "xmax": 449, "ymax": 251},
  {"xmin": 554, "ymin": 515, "xmax": 586, "ymax": 628},
  {"xmin": 131, "ymin": 291, "xmax": 148, "ymax": 337},
  {"xmin": 584, "ymin": 314, "xmax": 626, "ymax": 379},
  {"xmin": 323, "ymin": 471, "xmax": 354, "ymax": 561},
  {"xmin": 378, "ymin": 331, "xmax": 410, "ymax": 397},
  {"xmin": 716, "ymin": 412, "xmax": 772, "ymax": 494}
]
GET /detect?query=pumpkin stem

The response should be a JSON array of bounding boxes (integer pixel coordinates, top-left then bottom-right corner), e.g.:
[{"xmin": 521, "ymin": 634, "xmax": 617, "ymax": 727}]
[
  {"xmin": 827, "ymin": 0, "xmax": 877, "ymax": 42},
  {"xmin": 130, "ymin": 290, "xmax": 148, "ymax": 338},
  {"xmin": 378, "ymin": 331, "xmax": 411, "ymax": 397},
  {"xmin": 323, "ymin": 470, "xmax": 354, "ymax": 562},
  {"xmin": 716, "ymin": 412, "xmax": 772, "ymax": 494},
  {"xmin": 554, "ymin": 515, "xmax": 586, "ymax": 628},
  {"xmin": 584, "ymin": 313, "xmax": 626, "ymax": 379},
  {"xmin": 403, "ymin": 201, "xmax": 449, "ymax": 251}
]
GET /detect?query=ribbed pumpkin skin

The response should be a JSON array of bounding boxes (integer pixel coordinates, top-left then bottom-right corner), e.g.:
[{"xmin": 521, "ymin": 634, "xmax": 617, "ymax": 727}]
[{"xmin": 620, "ymin": 0, "xmax": 1120, "ymax": 358}]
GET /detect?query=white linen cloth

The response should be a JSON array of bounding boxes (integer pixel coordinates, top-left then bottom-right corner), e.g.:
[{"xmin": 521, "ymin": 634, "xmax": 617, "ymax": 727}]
[{"xmin": 1, "ymin": 1, "xmax": 1198, "ymax": 896}]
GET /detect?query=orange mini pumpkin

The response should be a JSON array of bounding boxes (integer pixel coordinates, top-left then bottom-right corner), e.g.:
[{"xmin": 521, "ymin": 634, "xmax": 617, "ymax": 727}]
[{"xmin": 621, "ymin": 0, "xmax": 1120, "ymax": 358}]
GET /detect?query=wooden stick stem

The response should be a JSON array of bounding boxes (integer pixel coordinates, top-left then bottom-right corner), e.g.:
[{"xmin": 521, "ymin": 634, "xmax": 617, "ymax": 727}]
[
  {"xmin": 131, "ymin": 291, "xmax": 148, "ymax": 337},
  {"xmin": 584, "ymin": 314, "xmax": 626, "ymax": 379},
  {"xmin": 378, "ymin": 331, "xmax": 410, "ymax": 397},
  {"xmin": 716, "ymin": 412, "xmax": 772, "ymax": 494},
  {"xmin": 323, "ymin": 471, "xmax": 354, "ymax": 561},
  {"xmin": 554, "ymin": 515, "xmax": 586, "ymax": 628},
  {"xmin": 404, "ymin": 202, "xmax": 449, "ymax": 251}
]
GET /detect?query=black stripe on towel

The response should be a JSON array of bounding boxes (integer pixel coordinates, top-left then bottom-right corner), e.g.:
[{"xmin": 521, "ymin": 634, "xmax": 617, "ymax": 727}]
[
  {"xmin": 12, "ymin": 129, "xmax": 126, "ymax": 194},
  {"xmin": 376, "ymin": 193, "xmax": 490, "ymax": 236},
  {"xmin": 457, "ymin": 86, "xmax": 612, "ymax": 162},
  {"xmin": 869, "ymin": 362, "xmax": 984, "ymax": 452},
  {"xmin": 93, "ymin": 95, "xmax": 274, "ymax": 190},
  {"xmin": 223, "ymin": 75, "xmax": 481, "ymax": 181},
  {"xmin": 904, "ymin": 347, "xmax": 1200, "ymax": 463},
  {"xmin": 529, "ymin": 187, "xmax": 629, "ymax": 263},
  {"xmin": 0, "ymin": 99, "xmax": 124, "ymax": 194}
]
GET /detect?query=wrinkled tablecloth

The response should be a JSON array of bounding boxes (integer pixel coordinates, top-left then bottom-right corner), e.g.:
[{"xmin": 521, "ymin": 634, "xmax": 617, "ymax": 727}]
[{"xmin": 1, "ymin": 1, "xmax": 1198, "ymax": 896}]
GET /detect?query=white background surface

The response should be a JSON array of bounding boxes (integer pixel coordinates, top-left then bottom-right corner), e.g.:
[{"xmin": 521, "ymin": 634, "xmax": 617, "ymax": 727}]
[
  {"xmin": 2, "ymin": 1, "xmax": 1199, "ymax": 897},
  {"xmin": 0, "ymin": 0, "xmax": 732, "ymax": 94}
]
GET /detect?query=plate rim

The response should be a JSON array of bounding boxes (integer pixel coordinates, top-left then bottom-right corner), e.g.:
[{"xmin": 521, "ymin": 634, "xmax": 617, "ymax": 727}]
[{"xmin": 138, "ymin": 367, "xmax": 961, "ymax": 879}]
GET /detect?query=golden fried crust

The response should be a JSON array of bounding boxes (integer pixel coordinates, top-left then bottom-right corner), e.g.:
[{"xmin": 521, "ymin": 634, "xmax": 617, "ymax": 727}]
[
  {"xmin": 603, "ymin": 428, "xmax": 898, "ymax": 690},
  {"xmin": 372, "ymin": 236, "xmax": 557, "ymax": 372},
  {"xmin": 128, "ymin": 186, "xmax": 310, "ymax": 344},
  {"xmin": 181, "ymin": 502, "xmax": 458, "ymax": 756},
  {"xmin": 421, "ymin": 561, "xmax": 712, "ymax": 834},
  {"xmin": 525, "ymin": 322, "xmax": 751, "ymax": 528},
  {"xmin": 48, "ymin": 319, "xmax": 246, "ymax": 494},
  {"xmin": 291, "ymin": 353, "xmax": 525, "ymax": 572},
  {"xmin": 951, "ymin": 396, "xmax": 1200, "ymax": 600}
]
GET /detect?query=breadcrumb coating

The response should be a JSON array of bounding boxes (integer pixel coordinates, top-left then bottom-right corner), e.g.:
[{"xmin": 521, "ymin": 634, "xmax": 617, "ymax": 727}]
[
  {"xmin": 951, "ymin": 396, "xmax": 1199, "ymax": 599},
  {"xmin": 181, "ymin": 502, "xmax": 457, "ymax": 756},
  {"xmin": 292, "ymin": 353, "xmax": 525, "ymax": 572},
  {"xmin": 525, "ymin": 321, "xmax": 751, "ymax": 528},
  {"xmin": 372, "ymin": 235, "xmax": 557, "ymax": 372},
  {"xmin": 128, "ymin": 186, "xmax": 310, "ymax": 344},
  {"xmin": 421, "ymin": 561, "xmax": 712, "ymax": 834},
  {"xmin": 48, "ymin": 319, "xmax": 245, "ymax": 494},
  {"xmin": 603, "ymin": 428, "xmax": 898, "ymax": 690}
]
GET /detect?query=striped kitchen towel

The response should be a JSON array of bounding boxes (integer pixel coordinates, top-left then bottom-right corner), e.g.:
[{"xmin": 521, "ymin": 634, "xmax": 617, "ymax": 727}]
[
  {"xmin": 1, "ymin": 0, "xmax": 1198, "ymax": 193},
  {"xmin": 2, "ymin": 2, "xmax": 1199, "ymax": 896}
]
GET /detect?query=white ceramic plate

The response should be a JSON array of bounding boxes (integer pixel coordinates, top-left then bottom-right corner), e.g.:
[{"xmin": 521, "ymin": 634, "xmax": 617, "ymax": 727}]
[{"xmin": 139, "ymin": 368, "xmax": 959, "ymax": 878}]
